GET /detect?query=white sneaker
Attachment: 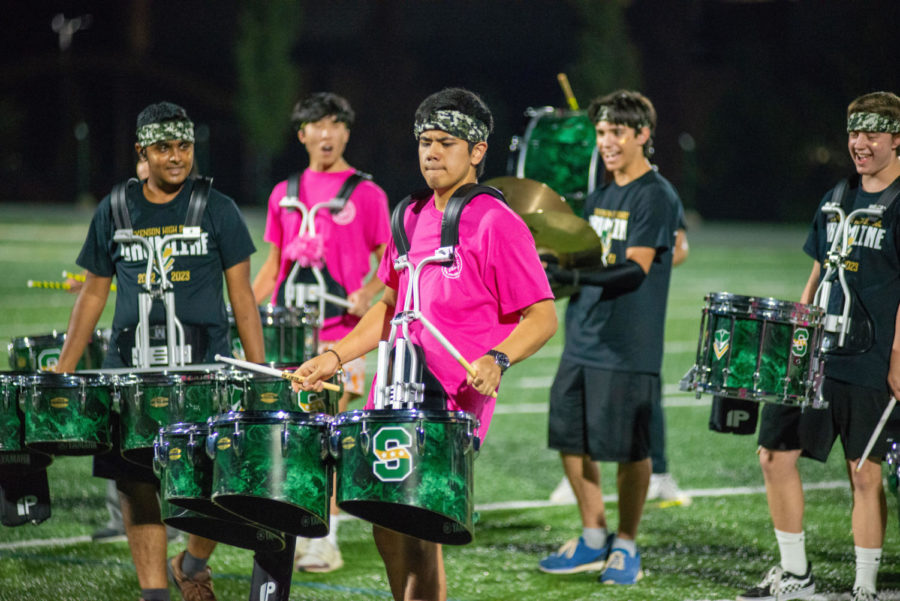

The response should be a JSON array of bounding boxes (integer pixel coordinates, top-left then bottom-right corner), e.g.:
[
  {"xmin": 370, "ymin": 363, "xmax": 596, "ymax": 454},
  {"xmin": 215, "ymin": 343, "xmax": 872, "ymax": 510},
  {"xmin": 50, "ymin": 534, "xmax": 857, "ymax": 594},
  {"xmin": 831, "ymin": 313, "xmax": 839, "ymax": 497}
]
[
  {"xmin": 294, "ymin": 537, "xmax": 344, "ymax": 573},
  {"xmin": 549, "ymin": 476, "xmax": 577, "ymax": 504},
  {"xmin": 647, "ymin": 473, "xmax": 692, "ymax": 506}
]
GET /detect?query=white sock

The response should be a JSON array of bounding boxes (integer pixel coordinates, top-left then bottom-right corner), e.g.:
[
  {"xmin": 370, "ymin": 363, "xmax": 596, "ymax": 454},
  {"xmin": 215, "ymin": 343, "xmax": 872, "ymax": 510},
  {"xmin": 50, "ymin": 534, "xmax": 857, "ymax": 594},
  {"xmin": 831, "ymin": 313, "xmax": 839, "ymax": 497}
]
[
  {"xmin": 611, "ymin": 536, "xmax": 637, "ymax": 555},
  {"xmin": 854, "ymin": 546, "xmax": 881, "ymax": 593},
  {"xmin": 774, "ymin": 529, "xmax": 808, "ymax": 576},
  {"xmin": 582, "ymin": 527, "xmax": 608, "ymax": 549},
  {"xmin": 326, "ymin": 514, "xmax": 338, "ymax": 547}
]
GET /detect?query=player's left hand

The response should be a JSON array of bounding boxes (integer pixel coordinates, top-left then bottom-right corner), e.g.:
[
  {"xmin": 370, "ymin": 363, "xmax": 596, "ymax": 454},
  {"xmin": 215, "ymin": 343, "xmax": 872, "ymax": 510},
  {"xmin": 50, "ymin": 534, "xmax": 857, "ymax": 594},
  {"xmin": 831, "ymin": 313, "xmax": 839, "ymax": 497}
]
[
  {"xmin": 347, "ymin": 288, "xmax": 374, "ymax": 317},
  {"xmin": 467, "ymin": 355, "xmax": 501, "ymax": 397}
]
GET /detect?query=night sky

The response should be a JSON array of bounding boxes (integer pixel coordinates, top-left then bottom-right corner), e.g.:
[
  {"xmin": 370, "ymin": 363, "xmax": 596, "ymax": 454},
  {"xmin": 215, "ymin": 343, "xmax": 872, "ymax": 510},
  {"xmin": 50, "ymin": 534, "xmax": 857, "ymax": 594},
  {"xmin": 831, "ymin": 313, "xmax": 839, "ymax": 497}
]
[{"xmin": 3, "ymin": 0, "xmax": 899, "ymax": 222}]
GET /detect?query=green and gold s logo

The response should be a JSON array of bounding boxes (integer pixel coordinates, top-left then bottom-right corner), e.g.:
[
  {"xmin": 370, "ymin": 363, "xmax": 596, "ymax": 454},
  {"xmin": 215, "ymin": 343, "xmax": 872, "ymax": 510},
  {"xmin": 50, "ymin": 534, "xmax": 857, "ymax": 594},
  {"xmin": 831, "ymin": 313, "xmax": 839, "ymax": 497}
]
[
  {"xmin": 372, "ymin": 426, "xmax": 413, "ymax": 482},
  {"xmin": 792, "ymin": 329, "xmax": 809, "ymax": 357}
]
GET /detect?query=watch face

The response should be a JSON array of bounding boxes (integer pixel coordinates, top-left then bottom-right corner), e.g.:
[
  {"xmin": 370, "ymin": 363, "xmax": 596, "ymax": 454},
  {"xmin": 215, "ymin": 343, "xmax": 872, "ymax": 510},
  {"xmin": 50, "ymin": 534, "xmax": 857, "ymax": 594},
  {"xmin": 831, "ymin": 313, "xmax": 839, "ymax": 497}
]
[{"xmin": 489, "ymin": 350, "xmax": 510, "ymax": 371}]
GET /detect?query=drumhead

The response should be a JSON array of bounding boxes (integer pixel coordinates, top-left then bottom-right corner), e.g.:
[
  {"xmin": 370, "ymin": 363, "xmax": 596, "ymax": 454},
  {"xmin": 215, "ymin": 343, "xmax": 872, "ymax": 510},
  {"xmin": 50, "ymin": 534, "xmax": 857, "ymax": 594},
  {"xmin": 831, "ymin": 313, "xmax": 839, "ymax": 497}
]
[
  {"xmin": 25, "ymin": 373, "xmax": 108, "ymax": 388},
  {"xmin": 210, "ymin": 410, "xmax": 330, "ymax": 427},
  {"xmin": 705, "ymin": 292, "xmax": 823, "ymax": 325},
  {"xmin": 332, "ymin": 408, "xmax": 477, "ymax": 427}
]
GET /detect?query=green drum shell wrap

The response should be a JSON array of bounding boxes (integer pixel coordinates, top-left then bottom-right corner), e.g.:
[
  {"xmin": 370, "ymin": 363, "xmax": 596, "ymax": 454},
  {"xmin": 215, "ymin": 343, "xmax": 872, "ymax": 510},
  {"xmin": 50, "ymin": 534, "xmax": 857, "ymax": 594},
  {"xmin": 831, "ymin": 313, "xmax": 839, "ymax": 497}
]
[
  {"xmin": 693, "ymin": 292, "xmax": 824, "ymax": 405},
  {"xmin": 118, "ymin": 370, "xmax": 225, "ymax": 466},
  {"xmin": 228, "ymin": 305, "xmax": 319, "ymax": 364},
  {"xmin": 221, "ymin": 367, "xmax": 340, "ymax": 415},
  {"xmin": 159, "ymin": 497, "xmax": 285, "ymax": 552},
  {"xmin": 8, "ymin": 331, "xmax": 106, "ymax": 371},
  {"xmin": 331, "ymin": 409, "xmax": 477, "ymax": 545},
  {"xmin": 0, "ymin": 373, "xmax": 53, "ymax": 474},
  {"xmin": 518, "ymin": 108, "xmax": 598, "ymax": 217},
  {"xmin": 23, "ymin": 373, "xmax": 111, "ymax": 455},
  {"xmin": 154, "ymin": 422, "xmax": 215, "ymax": 513},
  {"xmin": 209, "ymin": 410, "xmax": 331, "ymax": 538}
]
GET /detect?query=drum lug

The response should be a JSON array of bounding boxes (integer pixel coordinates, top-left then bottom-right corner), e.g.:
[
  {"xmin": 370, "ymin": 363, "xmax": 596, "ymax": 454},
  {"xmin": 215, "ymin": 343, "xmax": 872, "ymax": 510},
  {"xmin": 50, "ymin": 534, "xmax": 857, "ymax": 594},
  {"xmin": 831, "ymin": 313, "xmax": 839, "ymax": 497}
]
[
  {"xmin": 206, "ymin": 430, "xmax": 219, "ymax": 459},
  {"xmin": 415, "ymin": 420, "xmax": 426, "ymax": 455},
  {"xmin": 329, "ymin": 428, "xmax": 342, "ymax": 460},
  {"xmin": 153, "ymin": 438, "xmax": 168, "ymax": 476},
  {"xmin": 359, "ymin": 429, "xmax": 370, "ymax": 454},
  {"xmin": 187, "ymin": 430, "xmax": 198, "ymax": 463},
  {"xmin": 232, "ymin": 424, "xmax": 243, "ymax": 457},
  {"xmin": 281, "ymin": 422, "xmax": 290, "ymax": 458}
]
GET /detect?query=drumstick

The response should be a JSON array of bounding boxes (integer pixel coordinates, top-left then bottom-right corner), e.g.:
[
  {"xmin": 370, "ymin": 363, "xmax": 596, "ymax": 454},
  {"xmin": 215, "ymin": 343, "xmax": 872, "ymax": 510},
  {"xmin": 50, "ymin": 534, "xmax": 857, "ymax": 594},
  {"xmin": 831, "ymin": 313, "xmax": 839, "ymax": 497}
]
[
  {"xmin": 856, "ymin": 396, "xmax": 897, "ymax": 471},
  {"xmin": 557, "ymin": 73, "xmax": 579, "ymax": 111},
  {"xmin": 417, "ymin": 314, "xmax": 499, "ymax": 399},
  {"xmin": 213, "ymin": 354, "xmax": 342, "ymax": 393},
  {"xmin": 61, "ymin": 271, "xmax": 118, "ymax": 291}
]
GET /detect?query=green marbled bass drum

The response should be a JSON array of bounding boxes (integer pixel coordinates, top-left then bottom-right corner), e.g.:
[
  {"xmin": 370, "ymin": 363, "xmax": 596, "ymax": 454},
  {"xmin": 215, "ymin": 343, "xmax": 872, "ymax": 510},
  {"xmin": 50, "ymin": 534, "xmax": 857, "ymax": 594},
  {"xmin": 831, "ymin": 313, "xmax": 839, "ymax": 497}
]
[
  {"xmin": 686, "ymin": 292, "xmax": 825, "ymax": 406},
  {"xmin": 117, "ymin": 370, "xmax": 225, "ymax": 466},
  {"xmin": 0, "ymin": 373, "xmax": 52, "ymax": 474},
  {"xmin": 154, "ymin": 422, "xmax": 285, "ymax": 552},
  {"xmin": 330, "ymin": 409, "xmax": 479, "ymax": 545},
  {"xmin": 208, "ymin": 410, "xmax": 331, "ymax": 538},
  {"xmin": 22, "ymin": 373, "xmax": 112, "ymax": 455}
]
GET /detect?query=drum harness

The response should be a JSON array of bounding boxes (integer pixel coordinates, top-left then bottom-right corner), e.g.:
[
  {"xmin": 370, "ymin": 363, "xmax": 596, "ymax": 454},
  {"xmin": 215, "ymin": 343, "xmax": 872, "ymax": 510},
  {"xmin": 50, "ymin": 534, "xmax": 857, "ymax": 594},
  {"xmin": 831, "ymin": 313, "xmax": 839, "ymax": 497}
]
[
  {"xmin": 278, "ymin": 171, "xmax": 369, "ymax": 320},
  {"xmin": 110, "ymin": 176, "xmax": 211, "ymax": 368},
  {"xmin": 813, "ymin": 176, "xmax": 900, "ymax": 351},
  {"xmin": 375, "ymin": 184, "xmax": 505, "ymax": 410}
]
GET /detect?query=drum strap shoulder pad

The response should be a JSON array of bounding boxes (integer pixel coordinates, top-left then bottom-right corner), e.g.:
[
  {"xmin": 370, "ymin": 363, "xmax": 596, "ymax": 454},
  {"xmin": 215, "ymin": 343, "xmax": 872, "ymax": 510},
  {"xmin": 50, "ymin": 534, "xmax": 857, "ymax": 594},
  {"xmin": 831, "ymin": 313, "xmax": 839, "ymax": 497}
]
[
  {"xmin": 284, "ymin": 171, "xmax": 371, "ymax": 214},
  {"xmin": 111, "ymin": 178, "xmax": 139, "ymax": 231},
  {"xmin": 390, "ymin": 185, "xmax": 507, "ymax": 260},
  {"xmin": 286, "ymin": 172, "xmax": 300, "ymax": 202},
  {"xmin": 874, "ymin": 174, "xmax": 900, "ymax": 213},
  {"xmin": 185, "ymin": 176, "xmax": 213, "ymax": 228}
]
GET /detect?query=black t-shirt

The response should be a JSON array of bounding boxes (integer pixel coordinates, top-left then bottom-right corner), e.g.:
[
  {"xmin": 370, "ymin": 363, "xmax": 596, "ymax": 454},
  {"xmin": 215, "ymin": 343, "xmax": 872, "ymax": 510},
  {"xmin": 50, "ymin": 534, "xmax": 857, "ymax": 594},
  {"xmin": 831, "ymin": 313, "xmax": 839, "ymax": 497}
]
[
  {"xmin": 77, "ymin": 179, "xmax": 256, "ymax": 367},
  {"xmin": 803, "ymin": 180, "xmax": 900, "ymax": 391},
  {"xmin": 562, "ymin": 169, "xmax": 683, "ymax": 374}
]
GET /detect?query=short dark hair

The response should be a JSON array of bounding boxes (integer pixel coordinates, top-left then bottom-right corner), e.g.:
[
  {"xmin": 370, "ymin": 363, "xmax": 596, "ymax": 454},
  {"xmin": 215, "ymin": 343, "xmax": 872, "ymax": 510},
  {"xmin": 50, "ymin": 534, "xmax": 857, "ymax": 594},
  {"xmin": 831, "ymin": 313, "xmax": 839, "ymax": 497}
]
[
  {"xmin": 414, "ymin": 87, "xmax": 494, "ymax": 176},
  {"xmin": 588, "ymin": 90, "xmax": 657, "ymax": 158},
  {"xmin": 290, "ymin": 92, "xmax": 355, "ymax": 132},
  {"xmin": 136, "ymin": 101, "xmax": 191, "ymax": 129},
  {"xmin": 848, "ymin": 91, "xmax": 900, "ymax": 156}
]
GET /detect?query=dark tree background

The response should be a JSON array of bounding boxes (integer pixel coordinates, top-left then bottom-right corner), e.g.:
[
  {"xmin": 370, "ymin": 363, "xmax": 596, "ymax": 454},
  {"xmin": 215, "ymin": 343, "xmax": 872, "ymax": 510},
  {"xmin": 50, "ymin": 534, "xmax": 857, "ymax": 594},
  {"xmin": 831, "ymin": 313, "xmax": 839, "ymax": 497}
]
[{"xmin": 2, "ymin": 0, "xmax": 898, "ymax": 223}]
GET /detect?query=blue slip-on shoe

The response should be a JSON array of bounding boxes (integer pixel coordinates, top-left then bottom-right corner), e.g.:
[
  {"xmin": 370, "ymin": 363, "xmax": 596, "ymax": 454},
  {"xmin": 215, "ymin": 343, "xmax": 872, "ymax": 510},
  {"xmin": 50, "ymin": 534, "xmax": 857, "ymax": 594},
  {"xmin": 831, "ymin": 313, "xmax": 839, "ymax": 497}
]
[
  {"xmin": 538, "ymin": 535, "xmax": 612, "ymax": 574},
  {"xmin": 599, "ymin": 544, "xmax": 643, "ymax": 585}
]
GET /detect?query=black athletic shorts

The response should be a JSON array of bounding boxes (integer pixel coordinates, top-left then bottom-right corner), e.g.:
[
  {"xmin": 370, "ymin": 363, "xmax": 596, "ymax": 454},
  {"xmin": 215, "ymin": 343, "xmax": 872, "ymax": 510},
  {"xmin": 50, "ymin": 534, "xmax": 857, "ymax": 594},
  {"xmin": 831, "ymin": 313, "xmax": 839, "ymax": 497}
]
[
  {"xmin": 758, "ymin": 377, "xmax": 900, "ymax": 462},
  {"xmin": 92, "ymin": 412, "xmax": 159, "ymax": 485},
  {"xmin": 548, "ymin": 360, "xmax": 656, "ymax": 462}
]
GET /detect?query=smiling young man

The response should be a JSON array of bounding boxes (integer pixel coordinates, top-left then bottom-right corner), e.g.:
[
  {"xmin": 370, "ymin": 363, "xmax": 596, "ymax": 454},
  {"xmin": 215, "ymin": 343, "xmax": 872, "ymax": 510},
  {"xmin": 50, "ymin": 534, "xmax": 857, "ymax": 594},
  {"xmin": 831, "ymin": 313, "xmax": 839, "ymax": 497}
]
[
  {"xmin": 292, "ymin": 87, "xmax": 557, "ymax": 601},
  {"xmin": 738, "ymin": 92, "xmax": 900, "ymax": 601},
  {"xmin": 538, "ymin": 90, "xmax": 683, "ymax": 585},
  {"xmin": 251, "ymin": 93, "xmax": 390, "ymax": 572},
  {"xmin": 57, "ymin": 101, "xmax": 264, "ymax": 601}
]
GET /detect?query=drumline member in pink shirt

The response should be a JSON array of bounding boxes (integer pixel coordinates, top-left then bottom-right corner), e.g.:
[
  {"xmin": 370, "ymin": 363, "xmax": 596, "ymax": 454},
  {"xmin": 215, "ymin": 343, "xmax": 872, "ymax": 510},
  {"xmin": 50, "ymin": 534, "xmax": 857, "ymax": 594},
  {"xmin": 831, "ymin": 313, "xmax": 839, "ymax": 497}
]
[
  {"xmin": 293, "ymin": 87, "xmax": 557, "ymax": 601},
  {"xmin": 252, "ymin": 92, "xmax": 391, "ymax": 572}
]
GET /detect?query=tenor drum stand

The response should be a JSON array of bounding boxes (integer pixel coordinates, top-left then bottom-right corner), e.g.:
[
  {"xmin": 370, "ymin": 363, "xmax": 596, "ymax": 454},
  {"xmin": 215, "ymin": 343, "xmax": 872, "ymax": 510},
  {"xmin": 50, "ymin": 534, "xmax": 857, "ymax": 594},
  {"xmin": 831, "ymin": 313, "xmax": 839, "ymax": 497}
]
[
  {"xmin": 813, "ymin": 199, "xmax": 898, "ymax": 469},
  {"xmin": 112, "ymin": 227, "xmax": 202, "ymax": 368}
]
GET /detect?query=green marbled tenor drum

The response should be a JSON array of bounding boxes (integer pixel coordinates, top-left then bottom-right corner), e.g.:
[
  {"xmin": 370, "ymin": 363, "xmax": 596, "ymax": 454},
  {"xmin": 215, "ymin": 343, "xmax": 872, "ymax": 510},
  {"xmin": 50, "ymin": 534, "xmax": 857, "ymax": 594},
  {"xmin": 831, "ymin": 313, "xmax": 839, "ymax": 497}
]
[
  {"xmin": 228, "ymin": 304, "xmax": 319, "ymax": 365},
  {"xmin": 22, "ymin": 373, "xmax": 111, "ymax": 455},
  {"xmin": 118, "ymin": 370, "xmax": 225, "ymax": 466},
  {"xmin": 0, "ymin": 373, "xmax": 52, "ymax": 473},
  {"xmin": 8, "ymin": 330, "xmax": 107, "ymax": 371},
  {"xmin": 514, "ymin": 107, "xmax": 600, "ymax": 217},
  {"xmin": 686, "ymin": 292, "xmax": 825, "ymax": 406},
  {"xmin": 331, "ymin": 409, "xmax": 479, "ymax": 545},
  {"xmin": 208, "ymin": 411, "xmax": 331, "ymax": 537},
  {"xmin": 221, "ymin": 367, "xmax": 340, "ymax": 415},
  {"xmin": 154, "ymin": 422, "xmax": 285, "ymax": 552}
]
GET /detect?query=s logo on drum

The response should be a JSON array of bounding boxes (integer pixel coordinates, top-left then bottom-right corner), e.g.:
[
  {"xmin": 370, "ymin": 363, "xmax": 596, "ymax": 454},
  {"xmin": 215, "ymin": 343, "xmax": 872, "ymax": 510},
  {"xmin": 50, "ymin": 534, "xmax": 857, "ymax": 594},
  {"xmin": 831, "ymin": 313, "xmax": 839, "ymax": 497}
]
[
  {"xmin": 792, "ymin": 329, "xmax": 809, "ymax": 358},
  {"xmin": 372, "ymin": 426, "xmax": 413, "ymax": 482},
  {"xmin": 713, "ymin": 329, "xmax": 730, "ymax": 360}
]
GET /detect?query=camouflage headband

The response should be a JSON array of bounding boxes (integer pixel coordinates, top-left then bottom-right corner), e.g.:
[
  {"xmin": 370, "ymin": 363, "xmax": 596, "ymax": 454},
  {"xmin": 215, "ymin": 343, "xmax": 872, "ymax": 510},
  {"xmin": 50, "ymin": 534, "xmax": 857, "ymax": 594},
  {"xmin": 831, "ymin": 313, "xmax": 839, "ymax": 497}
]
[
  {"xmin": 847, "ymin": 111, "xmax": 900, "ymax": 134},
  {"xmin": 413, "ymin": 110, "xmax": 489, "ymax": 143},
  {"xmin": 136, "ymin": 120, "xmax": 195, "ymax": 147},
  {"xmin": 595, "ymin": 106, "xmax": 651, "ymax": 130}
]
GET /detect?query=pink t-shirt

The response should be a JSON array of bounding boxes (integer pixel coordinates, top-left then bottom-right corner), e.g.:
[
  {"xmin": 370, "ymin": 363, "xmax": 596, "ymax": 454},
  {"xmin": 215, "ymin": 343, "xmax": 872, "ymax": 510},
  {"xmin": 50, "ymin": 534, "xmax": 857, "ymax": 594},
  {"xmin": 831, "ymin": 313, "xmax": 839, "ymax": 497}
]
[
  {"xmin": 263, "ymin": 169, "xmax": 391, "ymax": 340},
  {"xmin": 367, "ymin": 192, "xmax": 554, "ymax": 439}
]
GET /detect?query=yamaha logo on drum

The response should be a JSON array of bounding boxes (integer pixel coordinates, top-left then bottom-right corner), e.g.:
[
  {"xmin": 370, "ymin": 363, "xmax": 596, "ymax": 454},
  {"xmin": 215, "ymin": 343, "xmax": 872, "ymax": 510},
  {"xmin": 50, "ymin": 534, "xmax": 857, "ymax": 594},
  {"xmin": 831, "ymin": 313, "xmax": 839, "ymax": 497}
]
[
  {"xmin": 168, "ymin": 448, "xmax": 182, "ymax": 461},
  {"xmin": 792, "ymin": 329, "xmax": 809, "ymax": 357},
  {"xmin": 217, "ymin": 436, "xmax": 232, "ymax": 451},
  {"xmin": 150, "ymin": 396, "xmax": 169, "ymax": 409},
  {"xmin": 260, "ymin": 392, "xmax": 278, "ymax": 404},
  {"xmin": 49, "ymin": 396, "xmax": 69, "ymax": 409},
  {"xmin": 341, "ymin": 435, "xmax": 356, "ymax": 450}
]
